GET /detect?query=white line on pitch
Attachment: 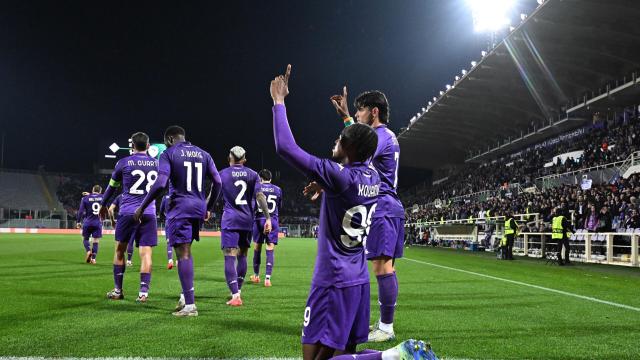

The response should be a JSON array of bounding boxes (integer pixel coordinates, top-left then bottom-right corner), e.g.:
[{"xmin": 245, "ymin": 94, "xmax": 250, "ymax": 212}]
[{"xmin": 402, "ymin": 257, "xmax": 640, "ymax": 312}]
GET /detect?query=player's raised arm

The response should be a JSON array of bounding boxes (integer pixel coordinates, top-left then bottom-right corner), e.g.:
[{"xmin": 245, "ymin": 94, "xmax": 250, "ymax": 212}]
[
  {"xmin": 330, "ymin": 86, "xmax": 354, "ymax": 126},
  {"xmin": 271, "ymin": 65, "xmax": 313, "ymax": 174}
]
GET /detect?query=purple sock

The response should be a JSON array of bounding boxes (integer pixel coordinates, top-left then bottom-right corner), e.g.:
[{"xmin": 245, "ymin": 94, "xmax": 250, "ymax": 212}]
[
  {"xmin": 236, "ymin": 254, "xmax": 247, "ymax": 290},
  {"xmin": 377, "ymin": 272, "xmax": 398, "ymax": 324},
  {"xmin": 253, "ymin": 249, "xmax": 261, "ymax": 275},
  {"xmin": 266, "ymin": 249, "xmax": 274, "ymax": 276},
  {"xmin": 330, "ymin": 351, "xmax": 381, "ymax": 360},
  {"xmin": 178, "ymin": 257, "xmax": 195, "ymax": 305},
  {"xmin": 127, "ymin": 241, "xmax": 134, "ymax": 261},
  {"xmin": 82, "ymin": 238, "xmax": 90, "ymax": 252},
  {"xmin": 113, "ymin": 264, "xmax": 125, "ymax": 290},
  {"xmin": 140, "ymin": 272, "xmax": 151, "ymax": 294},
  {"xmin": 224, "ymin": 255, "xmax": 239, "ymax": 295},
  {"xmin": 167, "ymin": 241, "xmax": 173, "ymax": 261},
  {"xmin": 91, "ymin": 243, "xmax": 99, "ymax": 259}
]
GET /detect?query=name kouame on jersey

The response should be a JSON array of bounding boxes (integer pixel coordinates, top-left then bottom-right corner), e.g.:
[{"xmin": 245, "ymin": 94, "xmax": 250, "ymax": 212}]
[
  {"xmin": 158, "ymin": 141, "xmax": 219, "ymax": 220},
  {"xmin": 371, "ymin": 124, "xmax": 404, "ymax": 219},
  {"xmin": 220, "ymin": 165, "xmax": 261, "ymax": 230},
  {"xmin": 110, "ymin": 153, "xmax": 159, "ymax": 216},
  {"xmin": 307, "ymin": 158, "xmax": 381, "ymax": 288},
  {"xmin": 78, "ymin": 193, "xmax": 104, "ymax": 225},
  {"xmin": 255, "ymin": 183, "xmax": 282, "ymax": 220}
]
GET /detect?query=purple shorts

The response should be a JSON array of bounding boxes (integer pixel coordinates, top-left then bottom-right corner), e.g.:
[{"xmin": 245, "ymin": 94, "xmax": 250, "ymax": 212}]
[
  {"xmin": 301, "ymin": 283, "xmax": 370, "ymax": 350},
  {"xmin": 221, "ymin": 229, "xmax": 252, "ymax": 249},
  {"xmin": 366, "ymin": 216, "xmax": 405, "ymax": 260},
  {"xmin": 253, "ymin": 218, "xmax": 279, "ymax": 245},
  {"xmin": 166, "ymin": 218, "xmax": 202, "ymax": 247},
  {"xmin": 82, "ymin": 223, "xmax": 102, "ymax": 239},
  {"xmin": 115, "ymin": 215, "xmax": 158, "ymax": 247}
]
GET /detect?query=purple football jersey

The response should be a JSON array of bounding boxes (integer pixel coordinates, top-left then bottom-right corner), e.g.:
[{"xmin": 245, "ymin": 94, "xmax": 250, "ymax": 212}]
[
  {"xmin": 255, "ymin": 183, "xmax": 282, "ymax": 220},
  {"xmin": 159, "ymin": 141, "xmax": 219, "ymax": 220},
  {"xmin": 371, "ymin": 125, "xmax": 404, "ymax": 218},
  {"xmin": 220, "ymin": 165, "xmax": 261, "ymax": 230},
  {"xmin": 109, "ymin": 153, "xmax": 159, "ymax": 216},
  {"xmin": 112, "ymin": 194, "xmax": 121, "ymax": 209},
  {"xmin": 272, "ymin": 104, "xmax": 381, "ymax": 288},
  {"xmin": 78, "ymin": 193, "xmax": 104, "ymax": 226}
]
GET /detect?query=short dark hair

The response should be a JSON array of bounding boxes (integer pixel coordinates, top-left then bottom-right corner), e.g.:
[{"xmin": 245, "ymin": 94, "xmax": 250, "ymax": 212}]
[
  {"xmin": 164, "ymin": 125, "xmax": 186, "ymax": 140},
  {"xmin": 259, "ymin": 169, "xmax": 272, "ymax": 181},
  {"xmin": 340, "ymin": 123, "xmax": 378, "ymax": 163},
  {"xmin": 354, "ymin": 90, "xmax": 390, "ymax": 123},
  {"xmin": 92, "ymin": 185, "xmax": 102, "ymax": 193},
  {"xmin": 131, "ymin": 132, "xmax": 149, "ymax": 151}
]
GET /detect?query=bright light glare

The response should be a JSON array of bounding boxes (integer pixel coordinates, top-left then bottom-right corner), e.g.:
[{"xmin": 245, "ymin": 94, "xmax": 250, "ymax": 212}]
[{"xmin": 468, "ymin": 0, "xmax": 514, "ymax": 32}]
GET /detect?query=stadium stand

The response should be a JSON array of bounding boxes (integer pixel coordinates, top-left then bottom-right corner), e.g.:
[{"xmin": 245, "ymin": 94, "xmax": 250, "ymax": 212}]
[{"xmin": 398, "ymin": 0, "xmax": 640, "ymax": 267}]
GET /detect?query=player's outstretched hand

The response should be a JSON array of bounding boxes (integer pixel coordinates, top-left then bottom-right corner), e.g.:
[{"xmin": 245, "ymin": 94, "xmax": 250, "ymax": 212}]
[
  {"xmin": 263, "ymin": 218, "xmax": 272, "ymax": 234},
  {"xmin": 75, "ymin": 223, "xmax": 82, "ymax": 229},
  {"xmin": 99, "ymin": 205, "xmax": 109, "ymax": 220},
  {"xmin": 81, "ymin": 191, "xmax": 89, "ymax": 196},
  {"xmin": 204, "ymin": 211, "xmax": 211, "ymax": 222},
  {"xmin": 303, "ymin": 181, "xmax": 323, "ymax": 201},
  {"xmin": 270, "ymin": 64, "xmax": 291, "ymax": 104},
  {"xmin": 330, "ymin": 86, "xmax": 350, "ymax": 119},
  {"xmin": 133, "ymin": 207, "xmax": 143, "ymax": 223}
]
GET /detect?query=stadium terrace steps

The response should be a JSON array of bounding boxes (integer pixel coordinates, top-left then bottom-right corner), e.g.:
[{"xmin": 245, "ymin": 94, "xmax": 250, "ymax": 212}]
[{"xmin": 0, "ymin": 170, "xmax": 50, "ymax": 210}]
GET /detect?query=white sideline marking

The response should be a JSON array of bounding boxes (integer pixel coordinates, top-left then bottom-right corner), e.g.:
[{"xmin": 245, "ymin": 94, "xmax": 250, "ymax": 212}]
[{"xmin": 403, "ymin": 257, "xmax": 640, "ymax": 312}]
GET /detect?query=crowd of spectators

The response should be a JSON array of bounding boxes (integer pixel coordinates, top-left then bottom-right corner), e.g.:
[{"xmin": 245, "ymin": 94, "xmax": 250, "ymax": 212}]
[{"xmin": 403, "ymin": 108, "xmax": 640, "ymax": 219}]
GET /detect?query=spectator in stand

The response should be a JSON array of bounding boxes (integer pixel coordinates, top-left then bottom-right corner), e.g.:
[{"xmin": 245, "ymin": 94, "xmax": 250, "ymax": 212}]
[{"xmin": 625, "ymin": 209, "xmax": 640, "ymax": 229}]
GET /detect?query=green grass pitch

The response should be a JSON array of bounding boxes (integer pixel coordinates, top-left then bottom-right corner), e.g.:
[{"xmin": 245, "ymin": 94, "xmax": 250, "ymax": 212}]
[{"xmin": 1, "ymin": 234, "xmax": 639, "ymax": 359}]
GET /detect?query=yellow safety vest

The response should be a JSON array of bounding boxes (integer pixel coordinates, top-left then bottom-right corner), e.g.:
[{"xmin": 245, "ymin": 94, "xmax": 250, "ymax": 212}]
[
  {"xmin": 467, "ymin": 216, "xmax": 474, "ymax": 224},
  {"xmin": 504, "ymin": 218, "xmax": 516, "ymax": 235},
  {"xmin": 439, "ymin": 217, "xmax": 444, "ymax": 225},
  {"xmin": 552, "ymin": 216, "xmax": 565, "ymax": 239}
]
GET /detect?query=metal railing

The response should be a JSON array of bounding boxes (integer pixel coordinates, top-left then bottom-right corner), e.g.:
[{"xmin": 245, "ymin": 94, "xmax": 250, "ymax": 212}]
[{"xmin": 517, "ymin": 231, "xmax": 639, "ymax": 267}]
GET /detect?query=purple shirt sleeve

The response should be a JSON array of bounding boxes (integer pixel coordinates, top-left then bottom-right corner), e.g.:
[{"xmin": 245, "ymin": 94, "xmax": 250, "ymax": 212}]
[
  {"xmin": 77, "ymin": 197, "xmax": 86, "ymax": 222},
  {"xmin": 206, "ymin": 154, "xmax": 222, "ymax": 211},
  {"xmin": 272, "ymin": 104, "xmax": 348, "ymax": 194},
  {"xmin": 139, "ymin": 152, "xmax": 170, "ymax": 212},
  {"xmin": 101, "ymin": 160, "xmax": 124, "ymax": 206}
]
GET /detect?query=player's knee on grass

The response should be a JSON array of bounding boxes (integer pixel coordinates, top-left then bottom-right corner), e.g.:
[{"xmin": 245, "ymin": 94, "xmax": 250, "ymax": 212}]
[
  {"xmin": 174, "ymin": 243, "xmax": 192, "ymax": 260},
  {"xmin": 139, "ymin": 246, "xmax": 152, "ymax": 272},
  {"xmin": 371, "ymin": 256, "xmax": 394, "ymax": 275},
  {"xmin": 223, "ymin": 247, "xmax": 238, "ymax": 256}
]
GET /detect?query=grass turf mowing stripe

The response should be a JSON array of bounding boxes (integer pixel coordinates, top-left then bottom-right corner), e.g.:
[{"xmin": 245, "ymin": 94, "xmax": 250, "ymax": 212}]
[{"xmin": 403, "ymin": 256, "xmax": 640, "ymax": 312}]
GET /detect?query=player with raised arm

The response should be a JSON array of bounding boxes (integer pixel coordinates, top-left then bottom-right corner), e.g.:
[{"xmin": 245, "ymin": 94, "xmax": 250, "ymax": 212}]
[
  {"xmin": 330, "ymin": 86, "xmax": 405, "ymax": 342},
  {"xmin": 134, "ymin": 125, "xmax": 222, "ymax": 316},
  {"xmin": 272, "ymin": 65, "xmax": 435, "ymax": 360},
  {"xmin": 219, "ymin": 147, "xmax": 272, "ymax": 306},
  {"xmin": 77, "ymin": 185, "xmax": 104, "ymax": 264},
  {"xmin": 249, "ymin": 169, "xmax": 282, "ymax": 287},
  {"xmin": 159, "ymin": 192, "xmax": 175, "ymax": 269},
  {"xmin": 100, "ymin": 132, "xmax": 159, "ymax": 302}
]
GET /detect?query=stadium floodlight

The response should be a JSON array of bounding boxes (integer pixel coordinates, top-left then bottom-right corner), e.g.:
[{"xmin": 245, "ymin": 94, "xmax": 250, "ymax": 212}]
[
  {"xmin": 471, "ymin": 61, "xmax": 477, "ymax": 67},
  {"xmin": 520, "ymin": 13, "xmax": 527, "ymax": 21},
  {"xmin": 433, "ymin": 96, "xmax": 437, "ymax": 102},
  {"xmin": 537, "ymin": 0, "xmax": 544, "ymax": 4},
  {"xmin": 445, "ymin": 84, "xmax": 452, "ymax": 90},
  {"xmin": 462, "ymin": 69, "xmax": 467, "ymax": 75},
  {"xmin": 428, "ymin": 101, "xmax": 432, "ymax": 106},
  {"xmin": 509, "ymin": 26, "xmax": 516, "ymax": 32},
  {"xmin": 481, "ymin": 50, "xmax": 487, "ymax": 57},
  {"xmin": 439, "ymin": 91, "xmax": 444, "ymax": 96},
  {"xmin": 455, "ymin": 76, "xmax": 460, "ymax": 81},
  {"xmin": 468, "ymin": 0, "xmax": 514, "ymax": 33},
  {"xmin": 421, "ymin": 107, "xmax": 426, "ymax": 112}
]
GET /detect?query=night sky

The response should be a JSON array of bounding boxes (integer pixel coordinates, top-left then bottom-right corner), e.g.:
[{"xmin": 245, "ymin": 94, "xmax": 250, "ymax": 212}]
[{"xmin": 0, "ymin": 1, "xmax": 535, "ymax": 184}]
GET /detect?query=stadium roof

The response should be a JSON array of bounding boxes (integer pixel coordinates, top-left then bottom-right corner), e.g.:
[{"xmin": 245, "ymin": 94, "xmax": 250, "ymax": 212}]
[{"xmin": 399, "ymin": 0, "xmax": 640, "ymax": 170}]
